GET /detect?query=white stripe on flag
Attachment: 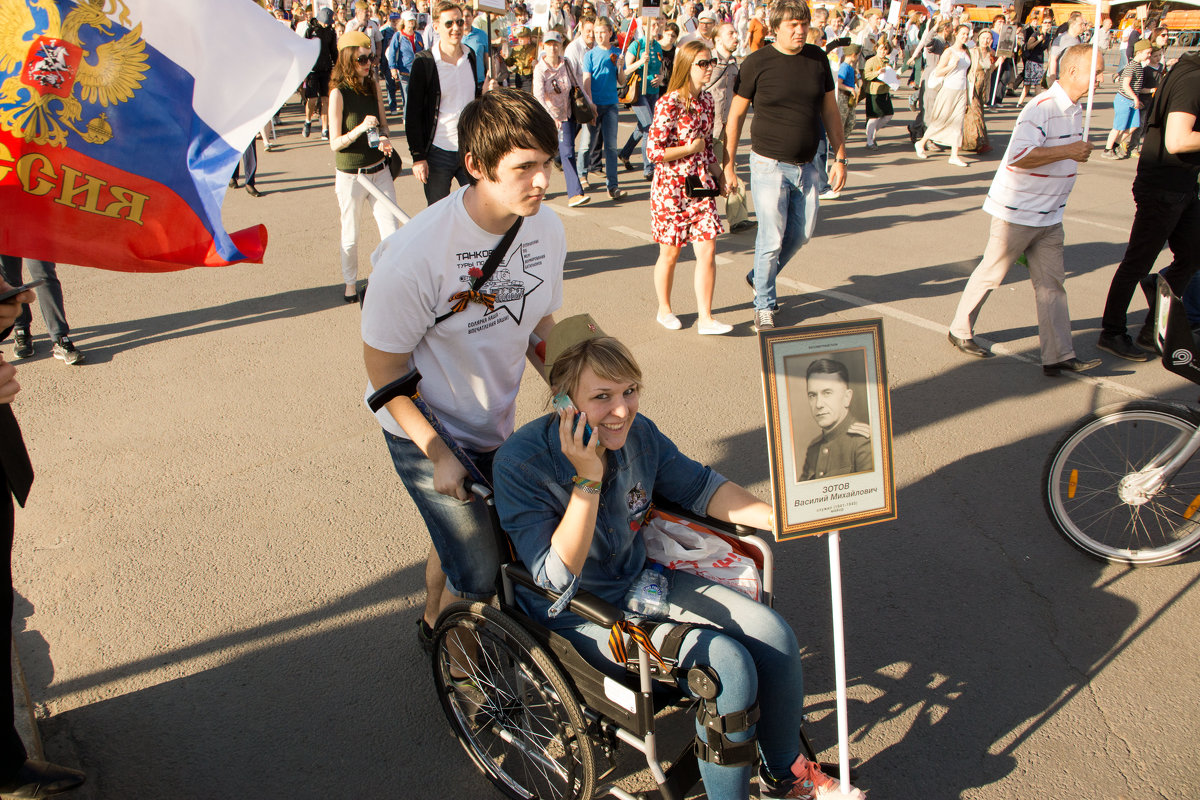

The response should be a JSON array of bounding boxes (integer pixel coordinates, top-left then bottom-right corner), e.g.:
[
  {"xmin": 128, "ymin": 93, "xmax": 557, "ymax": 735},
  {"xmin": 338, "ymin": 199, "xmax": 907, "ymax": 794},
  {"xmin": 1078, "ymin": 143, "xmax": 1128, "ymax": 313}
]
[{"xmin": 124, "ymin": 0, "xmax": 319, "ymax": 154}]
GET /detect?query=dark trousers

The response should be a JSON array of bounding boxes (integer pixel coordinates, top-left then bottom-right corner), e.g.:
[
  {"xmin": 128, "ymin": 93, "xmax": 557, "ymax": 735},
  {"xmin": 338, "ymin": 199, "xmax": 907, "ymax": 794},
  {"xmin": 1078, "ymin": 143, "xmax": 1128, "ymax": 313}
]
[
  {"xmin": 383, "ymin": 69, "xmax": 398, "ymax": 110},
  {"xmin": 0, "ymin": 495, "xmax": 26, "ymax": 778},
  {"xmin": 1101, "ymin": 183, "xmax": 1200, "ymax": 338},
  {"xmin": 0, "ymin": 257, "xmax": 68, "ymax": 341},
  {"xmin": 423, "ymin": 145, "xmax": 472, "ymax": 207},
  {"xmin": 232, "ymin": 139, "xmax": 257, "ymax": 188}
]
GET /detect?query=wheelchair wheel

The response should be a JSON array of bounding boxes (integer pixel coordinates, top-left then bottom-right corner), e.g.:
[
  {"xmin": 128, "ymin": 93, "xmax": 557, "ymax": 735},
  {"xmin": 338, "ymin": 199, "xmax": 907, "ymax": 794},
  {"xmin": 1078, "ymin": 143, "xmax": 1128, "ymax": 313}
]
[
  {"xmin": 1043, "ymin": 401, "xmax": 1200, "ymax": 565},
  {"xmin": 432, "ymin": 602, "xmax": 596, "ymax": 800}
]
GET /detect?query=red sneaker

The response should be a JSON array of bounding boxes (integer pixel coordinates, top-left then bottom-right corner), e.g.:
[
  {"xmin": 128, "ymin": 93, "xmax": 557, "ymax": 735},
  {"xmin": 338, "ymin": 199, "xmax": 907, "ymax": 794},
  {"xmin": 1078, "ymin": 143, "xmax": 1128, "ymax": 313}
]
[{"xmin": 759, "ymin": 755, "xmax": 865, "ymax": 799}]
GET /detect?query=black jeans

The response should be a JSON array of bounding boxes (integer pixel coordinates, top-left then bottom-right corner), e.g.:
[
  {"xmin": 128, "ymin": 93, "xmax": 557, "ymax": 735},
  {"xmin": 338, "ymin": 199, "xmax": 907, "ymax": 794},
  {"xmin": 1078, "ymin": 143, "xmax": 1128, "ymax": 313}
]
[
  {"xmin": 0, "ymin": 494, "xmax": 27, "ymax": 778},
  {"xmin": 1101, "ymin": 182, "xmax": 1200, "ymax": 339},
  {"xmin": 423, "ymin": 144, "xmax": 472, "ymax": 206},
  {"xmin": 0, "ymin": 256, "xmax": 69, "ymax": 341}
]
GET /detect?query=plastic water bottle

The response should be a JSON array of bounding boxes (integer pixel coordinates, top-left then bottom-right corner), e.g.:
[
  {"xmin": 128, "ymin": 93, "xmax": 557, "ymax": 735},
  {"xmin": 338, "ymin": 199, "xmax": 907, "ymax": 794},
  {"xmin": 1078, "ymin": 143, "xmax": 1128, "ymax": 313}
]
[
  {"xmin": 624, "ymin": 564, "xmax": 671, "ymax": 620},
  {"xmin": 366, "ymin": 126, "xmax": 380, "ymax": 148}
]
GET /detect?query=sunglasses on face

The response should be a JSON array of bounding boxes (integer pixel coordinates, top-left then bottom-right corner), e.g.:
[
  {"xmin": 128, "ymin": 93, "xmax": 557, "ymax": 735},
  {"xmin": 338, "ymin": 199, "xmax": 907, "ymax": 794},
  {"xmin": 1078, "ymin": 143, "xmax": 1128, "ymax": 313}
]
[
  {"xmin": 694, "ymin": 58, "xmax": 716, "ymax": 68},
  {"xmin": 355, "ymin": 54, "xmax": 377, "ymax": 64},
  {"xmin": 443, "ymin": 18, "xmax": 465, "ymax": 27}
]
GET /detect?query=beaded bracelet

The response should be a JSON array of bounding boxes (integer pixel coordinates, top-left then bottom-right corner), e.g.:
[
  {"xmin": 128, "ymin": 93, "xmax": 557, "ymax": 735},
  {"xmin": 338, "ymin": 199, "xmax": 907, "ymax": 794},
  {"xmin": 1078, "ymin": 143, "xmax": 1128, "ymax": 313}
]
[{"xmin": 572, "ymin": 475, "xmax": 601, "ymax": 494}]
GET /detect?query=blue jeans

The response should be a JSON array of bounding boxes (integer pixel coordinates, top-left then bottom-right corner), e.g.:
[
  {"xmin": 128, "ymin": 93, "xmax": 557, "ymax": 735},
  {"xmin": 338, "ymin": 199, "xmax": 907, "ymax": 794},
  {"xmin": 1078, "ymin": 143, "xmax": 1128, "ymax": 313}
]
[
  {"xmin": 619, "ymin": 92, "xmax": 657, "ymax": 176},
  {"xmin": 747, "ymin": 153, "xmax": 821, "ymax": 312},
  {"xmin": 424, "ymin": 144, "xmax": 472, "ymax": 206},
  {"xmin": 559, "ymin": 118, "xmax": 584, "ymax": 198},
  {"xmin": 579, "ymin": 103, "xmax": 620, "ymax": 191},
  {"xmin": 0, "ymin": 257, "xmax": 69, "ymax": 340},
  {"xmin": 557, "ymin": 570, "xmax": 804, "ymax": 799},
  {"xmin": 383, "ymin": 431, "xmax": 500, "ymax": 600}
]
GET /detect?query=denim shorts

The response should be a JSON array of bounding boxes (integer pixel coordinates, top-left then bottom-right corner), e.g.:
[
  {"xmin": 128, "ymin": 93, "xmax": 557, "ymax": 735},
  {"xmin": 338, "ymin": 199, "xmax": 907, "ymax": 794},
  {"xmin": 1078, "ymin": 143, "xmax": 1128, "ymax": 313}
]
[
  {"xmin": 1113, "ymin": 93, "xmax": 1139, "ymax": 131},
  {"xmin": 383, "ymin": 430, "xmax": 500, "ymax": 600}
]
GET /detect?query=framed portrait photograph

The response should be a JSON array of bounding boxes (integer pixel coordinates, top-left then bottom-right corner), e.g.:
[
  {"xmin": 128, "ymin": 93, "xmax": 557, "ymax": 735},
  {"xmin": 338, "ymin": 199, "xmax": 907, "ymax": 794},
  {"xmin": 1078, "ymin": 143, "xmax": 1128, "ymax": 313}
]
[{"xmin": 759, "ymin": 319, "xmax": 896, "ymax": 540}]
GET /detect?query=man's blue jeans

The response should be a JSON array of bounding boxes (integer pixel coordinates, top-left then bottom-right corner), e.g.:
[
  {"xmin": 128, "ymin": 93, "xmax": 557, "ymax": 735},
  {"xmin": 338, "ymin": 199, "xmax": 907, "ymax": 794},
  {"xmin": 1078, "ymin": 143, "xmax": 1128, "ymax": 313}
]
[
  {"xmin": 578, "ymin": 103, "xmax": 620, "ymax": 191},
  {"xmin": 747, "ymin": 153, "xmax": 821, "ymax": 312},
  {"xmin": 383, "ymin": 431, "xmax": 499, "ymax": 600}
]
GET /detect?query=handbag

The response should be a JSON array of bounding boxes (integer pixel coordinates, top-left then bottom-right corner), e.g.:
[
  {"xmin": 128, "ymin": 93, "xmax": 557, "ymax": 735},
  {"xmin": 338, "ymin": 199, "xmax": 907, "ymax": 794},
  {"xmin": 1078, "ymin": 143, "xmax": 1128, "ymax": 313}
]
[
  {"xmin": 684, "ymin": 174, "xmax": 719, "ymax": 198},
  {"xmin": 564, "ymin": 60, "xmax": 595, "ymax": 125},
  {"xmin": 618, "ymin": 37, "xmax": 645, "ymax": 106},
  {"xmin": 386, "ymin": 151, "xmax": 402, "ymax": 181}
]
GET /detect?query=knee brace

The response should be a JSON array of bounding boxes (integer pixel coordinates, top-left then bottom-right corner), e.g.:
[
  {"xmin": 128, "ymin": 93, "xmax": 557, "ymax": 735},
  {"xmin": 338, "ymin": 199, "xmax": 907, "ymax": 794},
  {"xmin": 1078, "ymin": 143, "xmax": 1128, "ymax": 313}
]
[{"xmin": 693, "ymin": 692, "xmax": 760, "ymax": 767}]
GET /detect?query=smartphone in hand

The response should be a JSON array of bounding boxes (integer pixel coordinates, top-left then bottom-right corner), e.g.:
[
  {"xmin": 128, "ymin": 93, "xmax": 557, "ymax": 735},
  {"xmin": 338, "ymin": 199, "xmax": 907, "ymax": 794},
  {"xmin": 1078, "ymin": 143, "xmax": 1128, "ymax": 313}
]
[
  {"xmin": 552, "ymin": 393, "xmax": 594, "ymax": 442},
  {"xmin": 0, "ymin": 279, "xmax": 45, "ymax": 303}
]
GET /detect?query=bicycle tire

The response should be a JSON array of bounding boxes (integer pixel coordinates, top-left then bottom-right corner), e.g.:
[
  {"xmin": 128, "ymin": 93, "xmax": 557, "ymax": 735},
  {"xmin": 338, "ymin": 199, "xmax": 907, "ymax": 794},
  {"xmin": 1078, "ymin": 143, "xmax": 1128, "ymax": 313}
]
[
  {"xmin": 1042, "ymin": 401, "xmax": 1200, "ymax": 565},
  {"xmin": 431, "ymin": 602, "xmax": 596, "ymax": 800}
]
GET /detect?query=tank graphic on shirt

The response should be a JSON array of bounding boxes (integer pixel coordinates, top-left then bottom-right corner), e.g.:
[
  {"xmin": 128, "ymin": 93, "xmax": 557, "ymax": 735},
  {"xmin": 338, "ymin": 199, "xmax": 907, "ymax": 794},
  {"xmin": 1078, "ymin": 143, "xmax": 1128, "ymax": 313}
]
[{"xmin": 455, "ymin": 239, "xmax": 547, "ymax": 332}]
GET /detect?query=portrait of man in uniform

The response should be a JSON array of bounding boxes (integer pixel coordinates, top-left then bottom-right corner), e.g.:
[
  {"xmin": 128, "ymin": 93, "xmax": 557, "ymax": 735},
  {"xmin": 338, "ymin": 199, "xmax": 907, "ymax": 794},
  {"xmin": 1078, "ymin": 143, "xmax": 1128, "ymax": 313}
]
[{"xmin": 790, "ymin": 355, "xmax": 874, "ymax": 481}]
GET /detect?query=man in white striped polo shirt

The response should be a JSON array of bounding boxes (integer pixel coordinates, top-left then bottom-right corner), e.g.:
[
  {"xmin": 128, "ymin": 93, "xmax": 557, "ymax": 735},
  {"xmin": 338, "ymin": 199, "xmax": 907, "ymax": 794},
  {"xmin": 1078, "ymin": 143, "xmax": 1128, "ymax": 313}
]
[{"xmin": 947, "ymin": 44, "xmax": 1102, "ymax": 376}]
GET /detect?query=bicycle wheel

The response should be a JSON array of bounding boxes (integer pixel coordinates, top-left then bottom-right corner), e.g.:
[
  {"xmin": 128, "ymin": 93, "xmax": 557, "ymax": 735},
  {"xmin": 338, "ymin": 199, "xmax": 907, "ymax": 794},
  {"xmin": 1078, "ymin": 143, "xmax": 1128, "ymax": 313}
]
[
  {"xmin": 1043, "ymin": 401, "xmax": 1200, "ymax": 565},
  {"xmin": 431, "ymin": 602, "xmax": 596, "ymax": 800}
]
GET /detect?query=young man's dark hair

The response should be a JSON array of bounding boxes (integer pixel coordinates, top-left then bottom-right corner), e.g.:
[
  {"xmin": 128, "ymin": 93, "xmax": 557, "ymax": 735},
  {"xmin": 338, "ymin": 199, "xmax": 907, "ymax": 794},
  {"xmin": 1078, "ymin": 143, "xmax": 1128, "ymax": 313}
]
[
  {"xmin": 768, "ymin": 0, "xmax": 811, "ymax": 31},
  {"xmin": 458, "ymin": 88, "xmax": 559, "ymax": 181},
  {"xmin": 432, "ymin": 0, "xmax": 460, "ymax": 18}
]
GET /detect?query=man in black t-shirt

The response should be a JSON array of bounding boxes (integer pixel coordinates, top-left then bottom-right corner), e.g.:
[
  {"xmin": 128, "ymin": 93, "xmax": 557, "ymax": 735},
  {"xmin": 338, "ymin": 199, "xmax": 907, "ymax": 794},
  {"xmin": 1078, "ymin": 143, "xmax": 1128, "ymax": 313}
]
[
  {"xmin": 1098, "ymin": 53, "xmax": 1200, "ymax": 362},
  {"xmin": 723, "ymin": 0, "xmax": 846, "ymax": 332}
]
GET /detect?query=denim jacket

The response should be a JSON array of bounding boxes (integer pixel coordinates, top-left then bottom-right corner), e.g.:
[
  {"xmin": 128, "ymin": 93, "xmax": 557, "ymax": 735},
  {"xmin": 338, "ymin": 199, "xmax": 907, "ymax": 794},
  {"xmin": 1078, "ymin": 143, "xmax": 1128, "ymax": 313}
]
[{"xmin": 494, "ymin": 413, "xmax": 726, "ymax": 630}]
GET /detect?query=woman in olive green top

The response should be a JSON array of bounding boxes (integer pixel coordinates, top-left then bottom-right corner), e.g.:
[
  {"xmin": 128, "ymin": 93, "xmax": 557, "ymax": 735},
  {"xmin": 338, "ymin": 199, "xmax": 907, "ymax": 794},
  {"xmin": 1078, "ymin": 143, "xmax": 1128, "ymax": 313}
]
[
  {"xmin": 329, "ymin": 30, "xmax": 401, "ymax": 303},
  {"xmin": 862, "ymin": 39, "xmax": 895, "ymax": 150}
]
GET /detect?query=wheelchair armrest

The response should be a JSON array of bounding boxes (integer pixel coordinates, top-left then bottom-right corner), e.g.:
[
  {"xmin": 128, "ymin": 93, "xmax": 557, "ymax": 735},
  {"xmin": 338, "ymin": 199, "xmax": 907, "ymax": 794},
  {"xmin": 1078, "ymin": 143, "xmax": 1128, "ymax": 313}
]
[
  {"xmin": 502, "ymin": 563, "xmax": 624, "ymax": 628},
  {"xmin": 651, "ymin": 495, "xmax": 760, "ymax": 538}
]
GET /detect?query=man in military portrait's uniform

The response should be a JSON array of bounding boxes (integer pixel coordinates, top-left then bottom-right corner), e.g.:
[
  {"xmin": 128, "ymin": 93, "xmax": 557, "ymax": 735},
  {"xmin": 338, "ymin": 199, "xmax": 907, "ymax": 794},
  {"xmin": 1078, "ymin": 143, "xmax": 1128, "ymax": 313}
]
[{"xmin": 800, "ymin": 358, "xmax": 873, "ymax": 481}]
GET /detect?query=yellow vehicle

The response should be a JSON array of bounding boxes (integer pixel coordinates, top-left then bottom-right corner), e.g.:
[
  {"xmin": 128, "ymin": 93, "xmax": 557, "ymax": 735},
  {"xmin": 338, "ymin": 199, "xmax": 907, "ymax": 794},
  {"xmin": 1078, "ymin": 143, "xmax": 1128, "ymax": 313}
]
[{"xmin": 1162, "ymin": 9, "xmax": 1200, "ymax": 46}]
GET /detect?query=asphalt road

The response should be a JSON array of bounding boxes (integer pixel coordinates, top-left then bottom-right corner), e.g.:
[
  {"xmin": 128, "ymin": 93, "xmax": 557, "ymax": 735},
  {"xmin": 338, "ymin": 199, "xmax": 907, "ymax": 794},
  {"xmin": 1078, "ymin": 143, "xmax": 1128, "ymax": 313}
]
[{"xmin": 7, "ymin": 59, "xmax": 1200, "ymax": 799}]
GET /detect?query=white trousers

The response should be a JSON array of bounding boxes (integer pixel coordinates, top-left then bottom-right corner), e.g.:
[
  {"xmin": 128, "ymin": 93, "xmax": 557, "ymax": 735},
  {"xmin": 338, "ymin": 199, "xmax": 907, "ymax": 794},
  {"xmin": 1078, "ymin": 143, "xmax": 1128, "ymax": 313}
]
[
  {"xmin": 949, "ymin": 216, "xmax": 1075, "ymax": 365},
  {"xmin": 334, "ymin": 166, "xmax": 400, "ymax": 285}
]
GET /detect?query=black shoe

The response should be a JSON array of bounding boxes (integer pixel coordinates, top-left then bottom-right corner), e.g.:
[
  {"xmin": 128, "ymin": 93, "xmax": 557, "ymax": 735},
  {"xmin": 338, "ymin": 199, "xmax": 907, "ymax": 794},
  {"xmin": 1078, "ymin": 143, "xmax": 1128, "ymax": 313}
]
[
  {"xmin": 948, "ymin": 332, "xmax": 992, "ymax": 358},
  {"xmin": 621, "ymin": 156, "xmax": 634, "ymax": 172},
  {"xmin": 11, "ymin": 329, "xmax": 32, "ymax": 359},
  {"xmin": 228, "ymin": 178, "xmax": 238, "ymax": 188},
  {"xmin": 245, "ymin": 184, "xmax": 263, "ymax": 197},
  {"xmin": 1043, "ymin": 357, "xmax": 1101, "ymax": 376},
  {"xmin": 1135, "ymin": 327, "xmax": 1160, "ymax": 355},
  {"xmin": 416, "ymin": 616, "xmax": 435, "ymax": 655},
  {"xmin": 51, "ymin": 337, "xmax": 84, "ymax": 365},
  {"xmin": 608, "ymin": 188, "xmax": 626, "ymax": 201},
  {"xmin": 0, "ymin": 759, "xmax": 86, "ymax": 798},
  {"xmin": 729, "ymin": 220, "xmax": 756, "ymax": 234},
  {"xmin": 1097, "ymin": 333, "xmax": 1151, "ymax": 362}
]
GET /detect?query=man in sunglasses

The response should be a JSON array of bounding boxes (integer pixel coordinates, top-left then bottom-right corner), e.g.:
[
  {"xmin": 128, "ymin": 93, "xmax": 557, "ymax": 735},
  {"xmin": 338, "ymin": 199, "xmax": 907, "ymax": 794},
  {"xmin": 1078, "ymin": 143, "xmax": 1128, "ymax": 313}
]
[{"xmin": 406, "ymin": 0, "xmax": 484, "ymax": 205}]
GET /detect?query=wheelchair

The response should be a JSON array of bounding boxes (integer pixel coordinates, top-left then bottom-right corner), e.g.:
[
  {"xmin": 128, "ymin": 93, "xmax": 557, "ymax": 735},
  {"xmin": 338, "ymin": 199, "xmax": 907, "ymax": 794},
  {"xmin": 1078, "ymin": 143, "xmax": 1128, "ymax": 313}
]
[{"xmin": 428, "ymin": 486, "xmax": 845, "ymax": 800}]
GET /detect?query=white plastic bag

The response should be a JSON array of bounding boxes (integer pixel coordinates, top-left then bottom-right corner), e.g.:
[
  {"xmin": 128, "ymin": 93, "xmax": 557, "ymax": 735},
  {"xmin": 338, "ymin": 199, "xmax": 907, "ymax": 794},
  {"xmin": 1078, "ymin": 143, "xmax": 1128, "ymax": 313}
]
[{"xmin": 643, "ymin": 513, "xmax": 762, "ymax": 601}]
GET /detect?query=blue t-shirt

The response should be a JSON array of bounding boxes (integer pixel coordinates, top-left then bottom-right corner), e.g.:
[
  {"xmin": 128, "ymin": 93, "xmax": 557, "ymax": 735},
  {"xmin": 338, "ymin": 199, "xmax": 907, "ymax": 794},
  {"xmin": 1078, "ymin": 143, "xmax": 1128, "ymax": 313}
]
[
  {"xmin": 837, "ymin": 61, "xmax": 856, "ymax": 92},
  {"xmin": 584, "ymin": 44, "xmax": 621, "ymax": 106},
  {"xmin": 463, "ymin": 27, "xmax": 489, "ymax": 84},
  {"xmin": 628, "ymin": 36, "xmax": 663, "ymax": 95}
]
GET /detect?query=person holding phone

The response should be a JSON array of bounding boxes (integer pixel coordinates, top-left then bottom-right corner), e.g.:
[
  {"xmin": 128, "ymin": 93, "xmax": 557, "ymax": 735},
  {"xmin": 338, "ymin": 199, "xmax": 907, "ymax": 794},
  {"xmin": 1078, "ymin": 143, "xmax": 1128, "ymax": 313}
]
[
  {"xmin": 0, "ymin": 281, "xmax": 87, "ymax": 797},
  {"xmin": 492, "ymin": 330, "xmax": 866, "ymax": 800},
  {"xmin": 646, "ymin": 41, "xmax": 732, "ymax": 336},
  {"xmin": 0, "ymin": 258, "xmax": 83, "ymax": 365}
]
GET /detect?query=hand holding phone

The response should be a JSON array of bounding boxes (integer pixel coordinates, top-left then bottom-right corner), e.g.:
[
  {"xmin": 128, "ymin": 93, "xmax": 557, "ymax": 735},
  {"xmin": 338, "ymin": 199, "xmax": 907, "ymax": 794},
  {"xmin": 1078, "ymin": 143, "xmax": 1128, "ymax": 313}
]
[
  {"xmin": 552, "ymin": 392, "xmax": 594, "ymax": 442},
  {"xmin": 0, "ymin": 279, "xmax": 44, "ymax": 303}
]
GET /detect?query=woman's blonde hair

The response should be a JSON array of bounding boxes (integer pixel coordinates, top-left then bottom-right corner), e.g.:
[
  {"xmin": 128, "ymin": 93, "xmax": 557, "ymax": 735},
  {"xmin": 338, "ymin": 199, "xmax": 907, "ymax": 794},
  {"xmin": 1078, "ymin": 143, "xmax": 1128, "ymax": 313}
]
[
  {"xmin": 548, "ymin": 337, "xmax": 643, "ymax": 402},
  {"xmin": 667, "ymin": 39, "xmax": 711, "ymax": 100}
]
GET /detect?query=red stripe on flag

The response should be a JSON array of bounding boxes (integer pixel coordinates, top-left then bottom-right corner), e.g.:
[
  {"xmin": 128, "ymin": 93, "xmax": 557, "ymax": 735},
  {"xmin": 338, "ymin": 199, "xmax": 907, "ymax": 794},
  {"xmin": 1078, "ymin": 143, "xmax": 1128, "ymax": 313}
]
[{"xmin": 0, "ymin": 130, "xmax": 266, "ymax": 273}]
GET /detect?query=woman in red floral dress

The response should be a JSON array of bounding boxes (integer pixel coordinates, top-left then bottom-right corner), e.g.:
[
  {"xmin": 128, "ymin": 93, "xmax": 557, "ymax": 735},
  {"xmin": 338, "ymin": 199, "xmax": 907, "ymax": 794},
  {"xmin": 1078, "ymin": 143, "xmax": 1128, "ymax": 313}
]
[{"xmin": 646, "ymin": 40, "xmax": 733, "ymax": 335}]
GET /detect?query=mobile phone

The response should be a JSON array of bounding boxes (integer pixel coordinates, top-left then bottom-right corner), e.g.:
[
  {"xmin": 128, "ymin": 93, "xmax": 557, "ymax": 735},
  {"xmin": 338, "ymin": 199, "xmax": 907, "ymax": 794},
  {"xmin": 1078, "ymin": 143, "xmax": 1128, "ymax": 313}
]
[
  {"xmin": 552, "ymin": 393, "xmax": 594, "ymax": 441},
  {"xmin": 0, "ymin": 279, "xmax": 45, "ymax": 303}
]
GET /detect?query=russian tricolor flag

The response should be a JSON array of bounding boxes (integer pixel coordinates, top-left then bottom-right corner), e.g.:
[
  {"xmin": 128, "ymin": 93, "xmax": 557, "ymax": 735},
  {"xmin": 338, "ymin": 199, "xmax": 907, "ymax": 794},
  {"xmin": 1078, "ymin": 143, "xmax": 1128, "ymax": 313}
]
[{"xmin": 0, "ymin": 0, "xmax": 317, "ymax": 272}]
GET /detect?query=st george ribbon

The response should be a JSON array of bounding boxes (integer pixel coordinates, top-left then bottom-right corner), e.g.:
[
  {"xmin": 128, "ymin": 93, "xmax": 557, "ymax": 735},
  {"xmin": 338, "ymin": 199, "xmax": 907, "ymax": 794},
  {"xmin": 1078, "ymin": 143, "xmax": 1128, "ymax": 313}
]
[{"xmin": 0, "ymin": 0, "xmax": 318, "ymax": 272}]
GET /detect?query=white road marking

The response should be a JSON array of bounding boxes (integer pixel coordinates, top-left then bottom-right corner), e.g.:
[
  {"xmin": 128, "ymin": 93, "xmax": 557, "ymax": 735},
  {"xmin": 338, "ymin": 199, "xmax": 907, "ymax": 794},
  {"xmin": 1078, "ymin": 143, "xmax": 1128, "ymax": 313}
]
[
  {"xmin": 609, "ymin": 225, "xmax": 654, "ymax": 243},
  {"xmin": 1063, "ymin": 215, "xmax": 1129, "ymax": 234},
  {"xmin": 917, "ymin": 185, "xmax": 958, "ymax": 196}
]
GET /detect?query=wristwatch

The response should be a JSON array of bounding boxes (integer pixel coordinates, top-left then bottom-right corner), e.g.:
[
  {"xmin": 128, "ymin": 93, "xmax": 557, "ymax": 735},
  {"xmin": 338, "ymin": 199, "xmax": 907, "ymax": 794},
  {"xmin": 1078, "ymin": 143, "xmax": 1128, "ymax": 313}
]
[{"xmin": 834, "ymin": 157, "xmax": 848, "ymax": 165}]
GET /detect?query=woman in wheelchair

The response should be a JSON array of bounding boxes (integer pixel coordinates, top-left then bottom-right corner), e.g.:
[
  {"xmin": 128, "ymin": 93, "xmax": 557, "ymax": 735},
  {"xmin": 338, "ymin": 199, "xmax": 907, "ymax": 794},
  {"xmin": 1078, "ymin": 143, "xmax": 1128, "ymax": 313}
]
[{"xmin": 493, "ymin": 335, "xmax": 865, "ymax": 800}]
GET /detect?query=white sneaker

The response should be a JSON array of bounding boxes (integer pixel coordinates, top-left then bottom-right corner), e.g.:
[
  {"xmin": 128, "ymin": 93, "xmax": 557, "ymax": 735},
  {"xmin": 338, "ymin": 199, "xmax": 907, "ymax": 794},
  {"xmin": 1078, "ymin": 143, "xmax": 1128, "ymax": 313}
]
[
  {"xmin": 697, "ymin": 319, "xmax": 734, "ymax": 335},
  {"xmin": 656, "ymin": 311, "xmax": 682, "ymax": 331},
  {"xmin": 819, "ymin": 189, "xmax": 841, "ymax": 200}
]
